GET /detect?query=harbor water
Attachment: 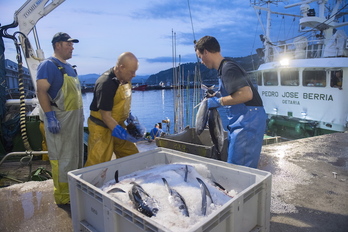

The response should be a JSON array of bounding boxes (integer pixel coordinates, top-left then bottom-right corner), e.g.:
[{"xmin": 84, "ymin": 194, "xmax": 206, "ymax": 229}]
[{"xmin": 82, "ymin": 89, "xmax": 229, "ymax": 135}]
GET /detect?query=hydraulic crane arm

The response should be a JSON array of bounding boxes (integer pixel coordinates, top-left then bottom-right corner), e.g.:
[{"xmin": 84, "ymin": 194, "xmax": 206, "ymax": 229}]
[
  {"xmin": 10, "ymin": 0, "xmax": 66, "ymax": 91},
  {"xmin": 0, "ymin": 0, "xmax": 66, "ymax": 152},
  {"xmin": 15, "ymin": 0, "xmax": 66, "ymax": 36}
]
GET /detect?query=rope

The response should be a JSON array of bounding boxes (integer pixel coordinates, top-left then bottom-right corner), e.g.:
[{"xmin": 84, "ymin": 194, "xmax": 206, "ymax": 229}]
[
  {"xmin": 187, "ymin": 0, "xmax": 196, "ymax": 43},
  {"xmin": 251, "ymin": 13, "xmax": 261, "ymax": 70},
  {"xmin": 276, "ymin": 15, "xmax": 285, "ymax": 42},
  {"xmin": 0, "ymin": 24, "xmax": 33, "ymax": 151},
  {"xmin": 14, "ymin": 32, "xmax": 32, "ymax": 152},
  {"xmin": 277, "ymin": 3, "xmax": 348, "ymax": 43},
  {"xmin": 287, "ymin": 17, "xmax": 297, "ymax": 40},
  {"xmin": 187, "ymin": 0, "xmax": 203, "ymax": 128}
]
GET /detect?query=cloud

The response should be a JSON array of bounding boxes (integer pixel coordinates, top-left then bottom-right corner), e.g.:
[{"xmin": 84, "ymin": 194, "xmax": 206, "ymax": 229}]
[{"xmin": 2, "ymin": 0, "xmax": 347, "ymax": 76}]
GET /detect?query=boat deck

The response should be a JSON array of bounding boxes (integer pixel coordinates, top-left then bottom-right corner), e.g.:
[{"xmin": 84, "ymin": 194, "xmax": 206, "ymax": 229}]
[{"xmin": 0, "ymin": 133, "xmax": 347, "ymax": 231}]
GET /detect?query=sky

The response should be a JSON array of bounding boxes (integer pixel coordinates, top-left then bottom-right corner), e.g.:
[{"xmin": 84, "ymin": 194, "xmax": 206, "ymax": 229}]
[{"xmin": 1, "ymin": 0, "xmax": 347, "ymax": 76}]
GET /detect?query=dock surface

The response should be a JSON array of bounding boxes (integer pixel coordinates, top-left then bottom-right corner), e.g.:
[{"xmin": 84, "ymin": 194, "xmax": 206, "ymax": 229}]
[{"xmin": 0, "ymin": 133, "xmax": 347, "ymax": 231}]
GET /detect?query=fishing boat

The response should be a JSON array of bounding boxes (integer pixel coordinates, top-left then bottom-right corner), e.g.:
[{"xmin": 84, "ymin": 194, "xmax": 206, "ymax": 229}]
[
  {"xmin": 80, "ymin": 83, "xmax": 95, "ymax": 93},
  {"xmin": 132, "ymin": 84, "xmax": 148, "ymax": 91},
  {"xmin": 250, "ymin": 0, "xmax": 348, "ymax": 139}
]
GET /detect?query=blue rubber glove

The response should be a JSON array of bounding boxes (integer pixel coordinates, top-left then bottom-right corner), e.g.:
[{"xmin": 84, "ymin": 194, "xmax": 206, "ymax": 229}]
[
  {"xmin": 112, "ymin": 125, "xmax": 138, "ymax": 143},
  {"xmin": 45, "ymin": 111, "xmax": 61, "ymax": 134},
  {"xmin": 207, "ymin": 97, "xmax": 222, "ymax": 109}
]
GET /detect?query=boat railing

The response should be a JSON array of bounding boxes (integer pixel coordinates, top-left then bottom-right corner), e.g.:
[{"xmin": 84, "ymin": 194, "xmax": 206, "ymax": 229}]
[
  {"xmin": 266, "ymin": 38, "xmax": 347, "ymax": 62},
  {"xmin": 5, "ymin": 88, "xmax": 36, "ymax": 99}
]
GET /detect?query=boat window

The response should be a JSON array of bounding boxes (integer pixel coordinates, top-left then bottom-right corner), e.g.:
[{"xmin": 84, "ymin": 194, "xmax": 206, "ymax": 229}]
[
  {"xmin": 330, "ymin": 70, "xmax": 343, "ymax": 89},
  {"xmin": 256, "ymin": 72, "xmax": 262, "ymax": 86},
  {"xmin": 263, "ymin": 71, "xmax": 278, "ymax": 86},
  {"xmin": 280, "ymin": 69, "xmax": 299, "ymax": 86},
  {"xmin": 303, "ymin": 70, "xmax": 326, "ymax": 87},
  {"xmin": 248, "ymin": 72, "xmax": 262, "ymax": 86}
]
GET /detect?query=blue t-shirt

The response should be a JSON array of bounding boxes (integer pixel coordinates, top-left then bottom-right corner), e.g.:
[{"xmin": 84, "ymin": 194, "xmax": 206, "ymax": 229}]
[
  {"xmin": 150, "ymin": 127, "xmax": 163, "ymax": 139},
  {"xmin": 218, "ymin": 58, "xmax": 263, "ymax": 106},
  {"xmin": 36, "ymin": 57, "xmax": 77, "ymax": 99}
]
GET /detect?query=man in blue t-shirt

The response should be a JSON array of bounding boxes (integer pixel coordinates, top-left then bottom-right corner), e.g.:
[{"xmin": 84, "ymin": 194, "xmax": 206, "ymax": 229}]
[
  {"xmin": 194, "ymin": 36, "xmax": 267, "ymax": 168},
  {"xmin": 150, "ymin": 124, "xmax": 163, "ymax": 140},
  {"xmin": 36, "ymin": 32, "xmax": 84, "ymax": 205}
]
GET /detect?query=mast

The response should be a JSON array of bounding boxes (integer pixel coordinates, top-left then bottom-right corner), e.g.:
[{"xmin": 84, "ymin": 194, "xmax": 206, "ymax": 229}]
[
  {"xmin": 251, "ymin": 0, "xmax": 297, "ymax": 62},
  {"xmin": 265, "ymin": 1, "xmax": 272, "ymax": 62}
]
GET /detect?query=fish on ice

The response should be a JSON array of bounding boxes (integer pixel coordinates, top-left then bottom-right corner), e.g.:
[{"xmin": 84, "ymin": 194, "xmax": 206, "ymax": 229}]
[
  {"xmin": 196, "ymin": 177, "xmax": 214, "ymax": 216},
  {"xmin": 162, "ymin": 178, "xmax": 190, "ymax": 217},
  {"xmin": 129, "ymin": 181, "xmax": 160, "ymax": 217},
  {"xmin": 99, "ymin": 163, "xmax": 235, "ymax": 230},
  {"xmin": 106, "ymin": 170, "xmax": 126, "ymax": 194}
]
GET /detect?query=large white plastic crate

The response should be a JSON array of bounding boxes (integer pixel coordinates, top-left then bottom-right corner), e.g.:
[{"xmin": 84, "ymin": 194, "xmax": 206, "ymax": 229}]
[
  {"xmin": 68, "ymin": 147, "xmax": 271, "ymax": 232},
  {"xmin": 156, "ymin": 128, "xmax": 229, "ymax": 161}
]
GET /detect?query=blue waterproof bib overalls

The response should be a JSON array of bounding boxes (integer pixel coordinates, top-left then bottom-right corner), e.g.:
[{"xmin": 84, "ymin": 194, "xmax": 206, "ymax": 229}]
[
  {"xmin": 218, "ymin": 78, "xmax": 267, "ymax": 168},
  {"xmin": 41, "ymin": 59, "xmax": 84, "ymax": 204}
]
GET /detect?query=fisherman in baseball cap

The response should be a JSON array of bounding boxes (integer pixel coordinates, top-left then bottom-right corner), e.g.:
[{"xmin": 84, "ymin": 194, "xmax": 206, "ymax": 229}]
[{"xmin": 51, "ymin": 32, "xmax": 79, "ymax": 44}]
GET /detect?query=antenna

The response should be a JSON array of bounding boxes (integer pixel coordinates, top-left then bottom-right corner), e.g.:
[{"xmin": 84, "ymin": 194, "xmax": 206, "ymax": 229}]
[{"xmin": 250, "ymin": 0, "xmax": 286, "ymax": 7}]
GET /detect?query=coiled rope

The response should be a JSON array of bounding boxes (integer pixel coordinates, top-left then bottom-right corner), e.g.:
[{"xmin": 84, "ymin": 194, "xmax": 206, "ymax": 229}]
[
  {"xmin": 0, "ymin": 24, "xmax": 32, "ymax": 152},
  {"xmin": 14, "ymin": 32, "xmax": 33, "ymax": 152}
]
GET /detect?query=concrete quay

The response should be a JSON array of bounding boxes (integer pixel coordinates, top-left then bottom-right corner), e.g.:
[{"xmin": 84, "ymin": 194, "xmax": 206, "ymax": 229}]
[{"xmin": 0, "ymin": 133, "xmax": 347, "ymax": 232}]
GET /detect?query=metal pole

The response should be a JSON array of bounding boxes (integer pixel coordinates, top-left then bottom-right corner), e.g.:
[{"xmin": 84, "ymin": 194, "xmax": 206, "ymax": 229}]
[{"xmin": 0, "ymin": 151, "xmax": 48, "ymax": 166}]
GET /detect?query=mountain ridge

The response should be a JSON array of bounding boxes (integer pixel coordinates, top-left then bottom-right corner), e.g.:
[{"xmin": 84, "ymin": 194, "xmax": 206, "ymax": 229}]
[{"xmin": 79, "ymin": 54, "xmax": 261, "ymax": 86}]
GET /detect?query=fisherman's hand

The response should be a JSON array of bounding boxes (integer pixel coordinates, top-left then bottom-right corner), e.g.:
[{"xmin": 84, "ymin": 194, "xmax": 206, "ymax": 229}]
[
  {"xmin": 112, "ymin": 125, "xmax": 138, "ymax": 143},
  {"xmin": 126, "ymin": 112, "xmax": 136, "ymax": 124},
  {"xmin": 135, "ymin": 122, "xmax": 146, "ymax": 138},
  {"xmin": 207, "ymin": 97, "xmax": 222, "ymax": 109},
  {"xmin": 126, "ymin": 113, "xmax": 146, "ymax": 139},
  {"xmin": 45, "ymin": 111, "xmax": 61, "ymax": 134}
]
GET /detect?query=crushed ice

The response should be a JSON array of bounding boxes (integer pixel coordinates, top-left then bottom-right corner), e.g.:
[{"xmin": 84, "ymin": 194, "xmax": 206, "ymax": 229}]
[{"xmin": 101, "ymin": 163, "xmax": 237, "ymax": 231}]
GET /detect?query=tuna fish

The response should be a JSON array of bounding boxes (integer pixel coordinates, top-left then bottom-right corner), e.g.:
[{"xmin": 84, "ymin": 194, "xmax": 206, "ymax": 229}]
[
  {"xmin": 106, "ymin": 170, "xmax": 126, "ymax": 194},
  {"xmin": 196, "ymin": 177, "xmax": 213, "ymax": 216},
  {"xmin": 184, "ymin": 165, "xmax": 188, "ymax": 182},
  {"xmin": 213, "ymin": 181, "xmax": 226, "ymax": 191},
  {"xmin": 126, "ymin": 114, "xmax": 146, "ymax": 140},
  {"xmin": 195, "ymin": 98, "xmax": 209, "ymax": 135},
  {"xmin": 195, "ymin": 85, "xmax": 225, "ymax": 160},
  {"xmin": 208, "ymin": 108, "xmax": 224, "ymax": 160},
  {"xmin": 129, "ymin": 182, "xmax": 159, "ymax": 217},
  {"xmin": 162, "ymin": 178, "xmax": 190, "ymax": 217}
]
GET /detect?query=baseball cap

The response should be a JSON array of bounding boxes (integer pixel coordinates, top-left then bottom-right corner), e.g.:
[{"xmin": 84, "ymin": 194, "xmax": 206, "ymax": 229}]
[{"xmin": 51, "ymin": 32, "xmax": 79, "ymax": 44}]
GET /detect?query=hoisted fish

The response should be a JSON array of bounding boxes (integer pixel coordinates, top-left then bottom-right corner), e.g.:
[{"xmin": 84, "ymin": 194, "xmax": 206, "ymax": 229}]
[
  {"xmin": 195, "ymin": 85, "xmax": 216, "ymax": 135},
  {"xmin": 208, "ymin": 108, "xmax": 224, "ymax": 160},
  {"xmin": 162, "ymin": 178, "xmax": 190, "ymax": 217},
  {"xmin": 129, "ymin": 182, "xmax": 159, "ymax": 217},
  {"xmin": 196, "ymin": 177, "xmax": 214, "ymax": 216},
  {"xmin": 195, "ymin": 85, "xmax": 225, "ymax": 160},
  {"xmin": 195, "ymin": 98, "xmax": 209, "ymax": 135}
]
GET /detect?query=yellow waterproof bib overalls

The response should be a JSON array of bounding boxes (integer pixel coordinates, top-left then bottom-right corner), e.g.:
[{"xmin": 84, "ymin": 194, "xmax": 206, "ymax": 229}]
[
  {"xmin": 41, "ymin": 60, "xmax": 84, "ymax": 204},
  {"xmin": 85, "ymin": 82, "xmax": 139, "ymax": 167}
]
